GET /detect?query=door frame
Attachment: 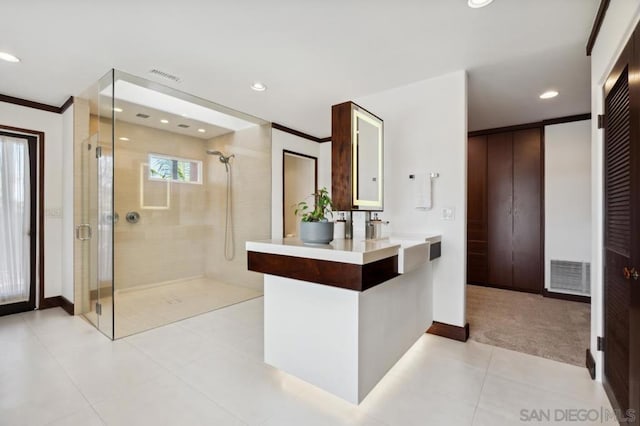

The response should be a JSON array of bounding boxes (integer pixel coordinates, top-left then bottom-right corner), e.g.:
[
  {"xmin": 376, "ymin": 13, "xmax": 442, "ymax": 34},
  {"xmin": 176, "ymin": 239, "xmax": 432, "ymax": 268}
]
[
  {"xmin": 282, "ymin": 150, "xmax": 318, "ymax": 238},
  {"xmin": 0, "ymin": 124, "xmax": 44, "ymax": 315}
]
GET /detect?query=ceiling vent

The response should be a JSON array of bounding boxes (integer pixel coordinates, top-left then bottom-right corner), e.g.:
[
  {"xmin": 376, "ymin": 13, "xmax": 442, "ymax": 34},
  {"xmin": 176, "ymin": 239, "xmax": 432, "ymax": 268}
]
[
  {"xmin": 178, "ymin": 124, "xmax": 190, "ymax": 128},
  {"xmin": 149, "ymin": 69, "xmax": 181, "ymax": 83},
  {"xmin": 136, "ymin": 113, "xmax": 150, "ymax": 119}
]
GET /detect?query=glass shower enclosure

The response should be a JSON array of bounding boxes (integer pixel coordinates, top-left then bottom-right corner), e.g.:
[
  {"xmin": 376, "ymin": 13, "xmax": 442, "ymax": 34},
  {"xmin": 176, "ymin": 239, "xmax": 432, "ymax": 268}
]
[{"xmin": 74, "ymin": 70, "xmax": 271, "ymax": 339}]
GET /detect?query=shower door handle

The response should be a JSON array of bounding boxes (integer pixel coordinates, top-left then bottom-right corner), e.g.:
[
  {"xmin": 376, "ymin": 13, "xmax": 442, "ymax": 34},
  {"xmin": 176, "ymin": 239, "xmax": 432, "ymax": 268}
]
[{"xmin": 75, "ymin": 224, "xmax": 92, "ymax": 241}]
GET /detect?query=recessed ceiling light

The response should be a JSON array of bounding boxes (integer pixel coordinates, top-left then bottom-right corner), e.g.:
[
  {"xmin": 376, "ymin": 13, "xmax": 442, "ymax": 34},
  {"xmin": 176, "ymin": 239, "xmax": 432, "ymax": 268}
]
[
  {"xmin": 160, "ymin": 119, "xmax": 169, "ymax": 124},
  {"xmin": 251, "ymin": 82, "xmax": 267, "ymax": 92},
  {"xmin": 119, "ymin": 137, "xmax": 130, "ymax": 141},
  {"xmin": 539, "ymin": 90, "xmax": 559, "ymax": 99},
  {"xmin": 197, "ymin": 128, "xmax": 206, "ymax": 133},
  {"xmin": 468, "ymin": 0, "xmax": 493, "ymax": 8},
  {"xmin": 113, "ymin": 107, "xmax": 123, "ymax": 112},
  {"xmin": 0, "ymin": 52, "xmax": 20, "ymax": 63}
]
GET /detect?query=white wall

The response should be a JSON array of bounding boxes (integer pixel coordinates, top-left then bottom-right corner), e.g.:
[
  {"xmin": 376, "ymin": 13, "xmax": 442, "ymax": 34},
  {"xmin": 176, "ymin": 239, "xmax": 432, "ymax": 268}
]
[
  {"xmin": 544, "ymin": 120, "xmax": 592, "ymax": 291},
  {"xmin": 319, "ymin": 142, "xmax": 332, "ymax": 193},
  {"xmin": 0, "ymin": 101, "xmax": 64, "ymax": 302},
  {"xmin": 590, "ymin": 0, "xmax": 640, "ymax": 381},
  {"xmin": 355, "ymin": 70, "xmax": 468, "ymax": 327},
  {"xmin": 61, "ymin": 105, "xmax": 74, "ymax": 302},
  {"xmin": 271, "ymin": 129, "xmax": 331, "ymax": 238}
]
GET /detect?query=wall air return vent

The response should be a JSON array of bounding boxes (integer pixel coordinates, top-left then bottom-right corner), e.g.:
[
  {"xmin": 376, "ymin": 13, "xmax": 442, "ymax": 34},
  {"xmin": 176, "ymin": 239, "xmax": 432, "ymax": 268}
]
[
  {"xmin": 148, "ymin": 69, "xmax": 181, "ymax": 83},
  {"xmin": 136, "ymin": 113, "xmax": 150, "ymax": 119},
  {"xmin": 550, "ymin": 260, "xmax": 590, "ymax": 296},
  {"xmin": 178, "ymin": 124, "xmax": 190, "ymax": 128}
]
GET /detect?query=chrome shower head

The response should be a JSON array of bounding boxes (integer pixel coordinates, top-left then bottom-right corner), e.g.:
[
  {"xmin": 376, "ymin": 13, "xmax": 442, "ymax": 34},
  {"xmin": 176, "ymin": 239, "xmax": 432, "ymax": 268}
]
[{"xmin": 206, "ymin": 149, "xmax": 234, "ymax": 171}]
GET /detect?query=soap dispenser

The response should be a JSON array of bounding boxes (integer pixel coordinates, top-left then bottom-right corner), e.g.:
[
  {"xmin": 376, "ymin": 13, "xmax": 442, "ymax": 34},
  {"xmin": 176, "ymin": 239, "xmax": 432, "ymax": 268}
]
[
  {"xmin": 371, "ymin": 213, "xmax": 383, "ymax": 240},
  {"xmin": 334, "ymin": 212, "xmax": 347, "ymax": 239}
]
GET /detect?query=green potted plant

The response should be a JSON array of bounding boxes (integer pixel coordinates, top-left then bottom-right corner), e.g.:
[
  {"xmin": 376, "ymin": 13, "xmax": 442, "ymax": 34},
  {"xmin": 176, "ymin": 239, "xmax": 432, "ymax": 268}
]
[{"xmin": 295, "ymin": 187, "xmax": 334, "ymax": 244}]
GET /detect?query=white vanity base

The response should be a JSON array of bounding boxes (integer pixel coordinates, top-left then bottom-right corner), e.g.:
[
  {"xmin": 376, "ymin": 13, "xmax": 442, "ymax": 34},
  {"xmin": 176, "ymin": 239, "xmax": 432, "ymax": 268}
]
[{"xmin": 263, "ymin": 263, "xmax": 432, "ymax": 404}]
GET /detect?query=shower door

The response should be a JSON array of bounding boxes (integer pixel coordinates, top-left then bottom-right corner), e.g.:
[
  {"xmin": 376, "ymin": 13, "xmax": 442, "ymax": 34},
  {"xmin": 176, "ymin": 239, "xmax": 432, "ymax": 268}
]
[
  {"xmin": 95, "ymin": 138, "xmax": 114, "ymax": 338},
  {"xmin": 79, "ymin": 70, "xmax": 115, "ymax": 339}
]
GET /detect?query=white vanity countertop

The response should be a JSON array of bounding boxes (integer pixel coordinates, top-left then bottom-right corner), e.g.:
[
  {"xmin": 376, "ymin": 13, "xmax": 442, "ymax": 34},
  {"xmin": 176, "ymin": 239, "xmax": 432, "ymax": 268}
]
[
  {"xmin": 246, "ymin": 238, "xmax": 402, "ymax": 265},
  {"xmin": 388, "ymin": 233, "xmax": 442, "ymax": 244}
]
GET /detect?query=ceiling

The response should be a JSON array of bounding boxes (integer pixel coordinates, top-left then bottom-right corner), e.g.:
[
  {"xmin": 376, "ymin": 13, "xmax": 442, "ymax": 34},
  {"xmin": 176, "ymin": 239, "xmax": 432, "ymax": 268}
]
[
  {"xmin": 107, "ymin": 99, "xmax": 234, "ymax": 140},
  {"xmin": 91, "ymin": 77, "xmax": 264, "ymax": 140},
  {"xmin": 0, "ymin": 0, "xmax": 599, "ymax": 135}
]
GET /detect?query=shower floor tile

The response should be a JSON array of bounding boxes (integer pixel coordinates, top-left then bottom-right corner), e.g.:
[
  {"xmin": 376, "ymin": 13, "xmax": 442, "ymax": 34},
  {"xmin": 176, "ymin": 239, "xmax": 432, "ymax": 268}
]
[{"xmin": 87, "ymin": 277, "xmax": 262, "ymax": 338}]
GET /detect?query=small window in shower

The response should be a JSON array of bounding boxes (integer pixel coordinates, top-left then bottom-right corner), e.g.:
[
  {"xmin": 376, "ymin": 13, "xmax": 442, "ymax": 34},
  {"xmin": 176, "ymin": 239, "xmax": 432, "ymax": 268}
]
[{"xmin": 148, "ymin": 153, "xmax": 202, "ymax": 184}]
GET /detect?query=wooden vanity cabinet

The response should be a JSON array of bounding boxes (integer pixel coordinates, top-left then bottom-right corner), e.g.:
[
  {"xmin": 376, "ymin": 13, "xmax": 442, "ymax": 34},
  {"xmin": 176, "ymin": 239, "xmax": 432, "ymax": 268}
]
[{"xmin": 331, "ymin": 101, "xmax": 384, "ymax": 211}]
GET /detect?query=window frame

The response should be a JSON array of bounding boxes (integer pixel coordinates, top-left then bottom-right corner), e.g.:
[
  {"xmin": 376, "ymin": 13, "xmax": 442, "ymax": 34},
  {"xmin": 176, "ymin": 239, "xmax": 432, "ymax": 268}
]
[{"xmin": 147, "ymin": 152, "xmax": 203, "ymax": 185}]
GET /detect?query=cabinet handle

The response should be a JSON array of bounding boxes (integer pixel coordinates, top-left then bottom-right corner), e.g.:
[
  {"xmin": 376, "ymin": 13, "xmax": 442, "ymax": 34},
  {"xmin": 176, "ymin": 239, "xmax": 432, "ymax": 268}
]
[{"xmin": 75, "ymin": 224, "xmax": 92, "ymax": 241}]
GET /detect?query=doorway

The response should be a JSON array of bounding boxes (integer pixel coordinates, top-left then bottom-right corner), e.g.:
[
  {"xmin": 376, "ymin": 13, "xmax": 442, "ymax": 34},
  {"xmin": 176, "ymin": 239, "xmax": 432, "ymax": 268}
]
[
  {"xmin": 466, "ymin": 119, "xmax": 592, "ymax": 366},
  {"xmin": 283, "ymin": 150, "xmax": 317, "ymax": 238},
  {"xmin": 0, "ymin": 129, "xmax": 38, "ymax": 316}
]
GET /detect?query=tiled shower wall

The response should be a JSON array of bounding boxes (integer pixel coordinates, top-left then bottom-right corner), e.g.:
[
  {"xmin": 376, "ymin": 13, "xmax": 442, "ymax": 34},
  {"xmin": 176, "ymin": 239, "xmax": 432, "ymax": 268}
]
[
  {"xmin": 76, "ymin": 115, "xmax": 271, "ymax": 297},
  {"xmin": 205, "ymin": 124, "xmax": 272, "ymax": 291},
  {"xmin": 110, "ymin": 121, "xmax": 271, "ymax": 292},
  {"xmin": 113, "ymin": 121, "xmax": 209, "ymax": 290}
]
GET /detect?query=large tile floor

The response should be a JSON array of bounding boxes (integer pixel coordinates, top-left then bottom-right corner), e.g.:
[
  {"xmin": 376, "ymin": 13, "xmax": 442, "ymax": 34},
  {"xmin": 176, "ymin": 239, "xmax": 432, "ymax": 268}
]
[{"xmin": 1, "ymin": 298, "xmax": 616, "ymax": 425}]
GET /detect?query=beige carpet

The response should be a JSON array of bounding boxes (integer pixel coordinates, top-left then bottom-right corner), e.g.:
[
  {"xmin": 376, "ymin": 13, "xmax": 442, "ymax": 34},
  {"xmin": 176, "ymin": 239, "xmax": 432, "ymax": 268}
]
[{"xmin": 466, "ymin": 284, "xmax": 590, "ymax": 366}]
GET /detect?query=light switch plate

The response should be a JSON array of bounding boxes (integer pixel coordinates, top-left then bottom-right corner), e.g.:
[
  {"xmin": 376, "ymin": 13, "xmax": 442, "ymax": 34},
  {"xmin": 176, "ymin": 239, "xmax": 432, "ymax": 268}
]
[
  {"xmin": 442, "ymin": 207, "xmax": 455, "ymax": 221},
  {"xmin": 45, "ymin": 208, "xmax": 62, "ymax": 218}
]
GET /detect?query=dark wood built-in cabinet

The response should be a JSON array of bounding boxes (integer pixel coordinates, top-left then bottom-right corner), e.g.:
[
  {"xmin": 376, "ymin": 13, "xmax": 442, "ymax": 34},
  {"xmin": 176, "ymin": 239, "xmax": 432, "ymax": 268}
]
[
  {"xmin": 331, "ymin": 101, "xmax": 384, "ymax": 211},
  {"xmin": 467, "ymin": 128, "xmax": 543, "ymax": 293},
  {"xmin": 467, "ymin": 135, "xmax": 489, "ymax": 284}
]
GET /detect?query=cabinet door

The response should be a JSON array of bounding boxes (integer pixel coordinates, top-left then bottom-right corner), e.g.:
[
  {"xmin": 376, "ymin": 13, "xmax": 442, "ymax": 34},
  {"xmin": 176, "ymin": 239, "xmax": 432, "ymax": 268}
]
[
  {"xmin": 512, "ymin": 128, "xmax": 542, "ymax": 292},
  {"xmin": 487, "ymin": 132, "xmax": 514, "ymax": 287},
  {"xmin": 467, "ymin": 135, "xmax": 488, "ymax": 284}
]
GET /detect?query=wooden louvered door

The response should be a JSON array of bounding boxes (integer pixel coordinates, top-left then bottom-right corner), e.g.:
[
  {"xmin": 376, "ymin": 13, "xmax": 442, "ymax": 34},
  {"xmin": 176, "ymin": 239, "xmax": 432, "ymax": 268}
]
[{"xmin": 603, "ymin": 37, "xmax": 640, "ymax": 423}]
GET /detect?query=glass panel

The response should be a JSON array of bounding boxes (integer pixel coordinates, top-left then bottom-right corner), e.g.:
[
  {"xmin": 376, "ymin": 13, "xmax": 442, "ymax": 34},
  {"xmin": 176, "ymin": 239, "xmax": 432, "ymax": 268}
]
[
  {"xmin": 96, "ymin": 70, "xmax": 115, "ymax": 339},
  {"xmin": 77, "ymin": 69, "xmax": 272, "ymax": 339},
  {"xmin": 82, "ymin": 135, "xmax": 99, "ymax": 330},
  {"xmin": 111, "ymin": 70, "xmax": 271, "ymax": 338}
]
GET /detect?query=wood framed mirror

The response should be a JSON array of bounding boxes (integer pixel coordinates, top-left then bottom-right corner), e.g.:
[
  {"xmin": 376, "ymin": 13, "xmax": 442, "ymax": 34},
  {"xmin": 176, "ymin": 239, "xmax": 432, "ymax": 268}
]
[{"xmin": 331, "ymin": 101, "xmax": 384, "ymax": 211}]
